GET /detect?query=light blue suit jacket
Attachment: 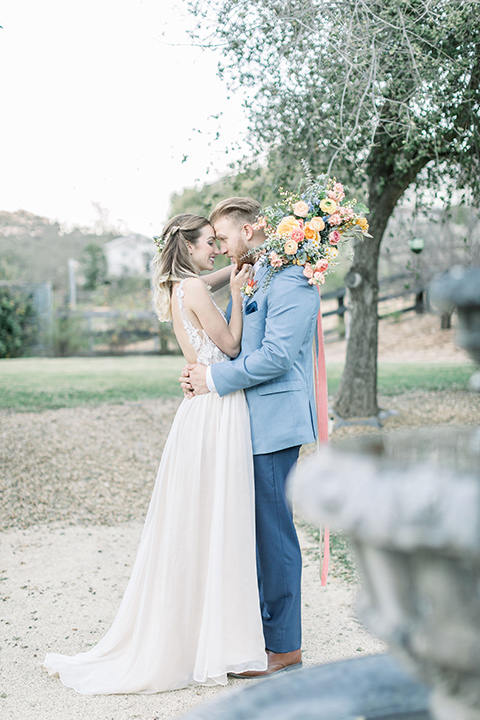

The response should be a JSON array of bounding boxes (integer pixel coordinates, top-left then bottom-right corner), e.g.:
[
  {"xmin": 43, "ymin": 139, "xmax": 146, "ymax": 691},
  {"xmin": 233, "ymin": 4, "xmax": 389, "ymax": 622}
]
[{"xmin": 211, "ymin": 265, "xmax": 320, "ymax": 454}]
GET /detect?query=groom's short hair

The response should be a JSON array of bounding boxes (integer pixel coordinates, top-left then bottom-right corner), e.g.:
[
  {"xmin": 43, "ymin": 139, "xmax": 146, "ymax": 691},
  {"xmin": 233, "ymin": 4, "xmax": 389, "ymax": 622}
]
[{"xmin": 210, "ymin": 197, "xmax": 261, "ymax": 227}]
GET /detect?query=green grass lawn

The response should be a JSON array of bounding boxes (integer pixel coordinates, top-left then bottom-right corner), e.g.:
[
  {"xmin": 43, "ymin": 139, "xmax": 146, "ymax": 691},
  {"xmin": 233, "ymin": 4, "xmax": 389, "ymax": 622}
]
[
  {"xmin": 0, "ymin": 356, "xmax": 475, "ymax": 412},
  {"xmin": 326, "ymin": 361, "xmax": 476, "ymax": 397},
  {"xmin": 0, "ymin": 356, "xmax": 185, "ymax": 412}
]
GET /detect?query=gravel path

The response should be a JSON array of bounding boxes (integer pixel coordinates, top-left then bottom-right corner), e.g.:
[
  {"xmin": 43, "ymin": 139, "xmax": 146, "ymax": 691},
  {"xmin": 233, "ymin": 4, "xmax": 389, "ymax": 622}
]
[
  {"xmin": 1, "ymin": 521, "xmax": 384, "ymax": 720},
  {"xmin": 1, "ymin": 310, "xmax": 479, "ymax": 719},
  {"xmin": 1, "ymin": 391, "xmax": 478, "ymax": 531}
]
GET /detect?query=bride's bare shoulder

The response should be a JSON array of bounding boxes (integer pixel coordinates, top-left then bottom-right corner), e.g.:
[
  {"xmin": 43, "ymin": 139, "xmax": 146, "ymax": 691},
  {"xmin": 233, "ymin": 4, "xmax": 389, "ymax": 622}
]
[{"xmin": 181, "ymin": 276, "xmax": 210, "ymax": 298}]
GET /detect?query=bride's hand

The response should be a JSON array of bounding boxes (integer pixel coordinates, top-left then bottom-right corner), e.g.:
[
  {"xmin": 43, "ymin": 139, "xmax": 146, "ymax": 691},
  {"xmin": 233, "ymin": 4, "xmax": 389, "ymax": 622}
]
[{"xmin": 230, "ymin": 264, "xmax": 252, "ymax": 295}]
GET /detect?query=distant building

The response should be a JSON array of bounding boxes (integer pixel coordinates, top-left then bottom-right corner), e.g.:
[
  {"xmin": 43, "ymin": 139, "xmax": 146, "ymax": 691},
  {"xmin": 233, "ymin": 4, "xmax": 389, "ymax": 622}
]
[{"xmin": 104, "ymin": 234, "xmax": 154, "ymax": 277}]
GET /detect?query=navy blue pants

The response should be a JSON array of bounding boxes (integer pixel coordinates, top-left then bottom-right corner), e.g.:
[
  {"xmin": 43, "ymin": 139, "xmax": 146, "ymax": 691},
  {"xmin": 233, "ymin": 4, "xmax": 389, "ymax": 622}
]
[{"xmin": 253, "ymin": 445, "xmax": 301, "ymax": 653}]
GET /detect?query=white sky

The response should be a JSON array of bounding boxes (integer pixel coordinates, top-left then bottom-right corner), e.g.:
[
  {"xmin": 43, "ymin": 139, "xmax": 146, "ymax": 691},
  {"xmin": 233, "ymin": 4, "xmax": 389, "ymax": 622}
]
[{"xmin": 0, "ymin": 0, "xmax": 249, "ymax": 235}]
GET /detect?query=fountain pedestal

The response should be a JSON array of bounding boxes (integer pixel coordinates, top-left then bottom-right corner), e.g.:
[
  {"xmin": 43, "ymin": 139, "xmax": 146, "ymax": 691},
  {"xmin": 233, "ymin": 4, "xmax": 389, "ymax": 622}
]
[{"xmin": 293, "ymin": 426, "xmax": 480, "ymax": 720}]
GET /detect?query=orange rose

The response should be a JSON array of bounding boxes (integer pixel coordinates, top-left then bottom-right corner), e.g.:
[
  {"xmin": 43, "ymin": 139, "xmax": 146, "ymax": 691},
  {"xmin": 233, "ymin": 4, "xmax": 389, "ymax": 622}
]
[
  {"xmin": 276, "ymin": 216, "xmax": 300, "ymax": 237},
  {"xmin": 284, "ymin": 239, "xmax": 298, "ymax": 255},
  {"xmin": 309, "ymin": 216, "xmax": 325, "ymax": 232},
  {"xmin": 357, "ymin": 217, "xmax": 369, "ymax": 232},
  {"xmin": 304, "ymin": 224, "xmax": 318, "ymax": 240}
]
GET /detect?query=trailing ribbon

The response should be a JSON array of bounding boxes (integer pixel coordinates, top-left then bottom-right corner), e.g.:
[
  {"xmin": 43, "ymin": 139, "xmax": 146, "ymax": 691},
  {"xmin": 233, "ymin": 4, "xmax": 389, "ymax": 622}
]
[{"xmin": 313, "ymin": 287, "xmax": 330, "ymax": 586}]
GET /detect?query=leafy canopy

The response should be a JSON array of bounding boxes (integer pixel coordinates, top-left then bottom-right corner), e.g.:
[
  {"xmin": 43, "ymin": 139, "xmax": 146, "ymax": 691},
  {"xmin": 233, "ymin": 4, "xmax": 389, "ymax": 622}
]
[{"xmin": 189, "ymin": 0, "xmax": 480, "ymax": 199}]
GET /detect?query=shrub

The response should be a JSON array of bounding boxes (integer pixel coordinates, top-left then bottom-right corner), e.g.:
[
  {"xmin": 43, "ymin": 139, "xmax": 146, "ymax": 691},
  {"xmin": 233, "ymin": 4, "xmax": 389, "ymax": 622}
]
[
  {"xmin": 52, "ymin": 312, "xmax": 89, "ymax": 357},
  {"xmin": 81, "ymin": 243, "xmax": 107, "ymax": 290},
  {"xmin": 0, "ymin": 287, "xmax": 37, "ymax": 358}
]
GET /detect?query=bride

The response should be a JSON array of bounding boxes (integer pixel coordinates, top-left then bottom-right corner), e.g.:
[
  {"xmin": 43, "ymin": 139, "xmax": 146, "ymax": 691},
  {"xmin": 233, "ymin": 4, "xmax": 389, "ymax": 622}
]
[{"xmin": 43, "ymin": 214, "xmax": 267, "ymax": 694}]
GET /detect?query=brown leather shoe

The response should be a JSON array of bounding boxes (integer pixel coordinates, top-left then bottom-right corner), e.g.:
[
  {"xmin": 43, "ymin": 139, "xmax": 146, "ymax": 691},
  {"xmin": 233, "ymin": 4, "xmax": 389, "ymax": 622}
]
[{"xmin": 229, "ymin": 649, "xmax": 302, "ymax": 679}]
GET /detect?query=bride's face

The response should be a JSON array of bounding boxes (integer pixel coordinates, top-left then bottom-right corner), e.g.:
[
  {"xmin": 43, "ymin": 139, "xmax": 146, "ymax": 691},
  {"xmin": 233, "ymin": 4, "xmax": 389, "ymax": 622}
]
[{"xmin": 188, "ymin": 225, "xmax": 219, "ymax": 272}]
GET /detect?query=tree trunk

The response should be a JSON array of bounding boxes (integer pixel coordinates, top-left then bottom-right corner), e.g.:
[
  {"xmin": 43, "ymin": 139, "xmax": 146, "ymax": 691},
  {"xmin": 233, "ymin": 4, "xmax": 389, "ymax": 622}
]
[
  {"xmin": 334, "ymin": 178, "xmax": 412, "ymax": 418},
  {"xmin": 334, "ymin": 227, "xmax": 382, "ymax": 418}
]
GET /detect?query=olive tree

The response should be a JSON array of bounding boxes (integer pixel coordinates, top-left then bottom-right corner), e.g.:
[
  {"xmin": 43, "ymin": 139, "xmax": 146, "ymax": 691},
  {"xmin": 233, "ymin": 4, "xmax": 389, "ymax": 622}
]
[{"xmin": 188, "ymin": 0, "xmax": 480, "ymax": 418}]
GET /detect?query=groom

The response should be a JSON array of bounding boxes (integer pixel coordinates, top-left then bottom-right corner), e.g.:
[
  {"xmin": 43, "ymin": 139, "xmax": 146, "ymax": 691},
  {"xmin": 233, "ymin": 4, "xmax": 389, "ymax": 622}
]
[{"xmin": 182, "ymin": 197, "xmax": 319, "ymax": 676}]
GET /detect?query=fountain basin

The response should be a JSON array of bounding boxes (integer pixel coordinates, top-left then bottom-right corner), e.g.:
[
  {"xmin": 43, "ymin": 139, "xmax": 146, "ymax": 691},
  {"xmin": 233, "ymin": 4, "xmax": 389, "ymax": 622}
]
[{"xmin": 179, "ymin": 654, "xmax": 430, "ymax": 719}]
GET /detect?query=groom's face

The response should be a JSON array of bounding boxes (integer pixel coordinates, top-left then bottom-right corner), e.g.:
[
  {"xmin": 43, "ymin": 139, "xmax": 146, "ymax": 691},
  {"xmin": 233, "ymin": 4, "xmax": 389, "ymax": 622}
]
[{"xmin": 213, "ymin": 215, "xmax": 251, "ymax": 268}]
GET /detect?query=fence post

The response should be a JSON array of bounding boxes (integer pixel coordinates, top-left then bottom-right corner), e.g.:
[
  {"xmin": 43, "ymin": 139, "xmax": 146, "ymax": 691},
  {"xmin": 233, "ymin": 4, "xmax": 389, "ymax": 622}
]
[
  {"xmin": 88, "ymin": 315, "xmax": 94, "ymax": 353},
  {"xmin": 414, "ymin": 290, "xmax": 425, "ymax": 314}
]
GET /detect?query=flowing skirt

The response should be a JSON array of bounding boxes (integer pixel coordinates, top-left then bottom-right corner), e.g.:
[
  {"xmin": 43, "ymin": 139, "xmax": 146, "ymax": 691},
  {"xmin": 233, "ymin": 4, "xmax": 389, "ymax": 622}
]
[{"xmin": 43, "ymin": 390, "xmax": 267, "ymax": 694}]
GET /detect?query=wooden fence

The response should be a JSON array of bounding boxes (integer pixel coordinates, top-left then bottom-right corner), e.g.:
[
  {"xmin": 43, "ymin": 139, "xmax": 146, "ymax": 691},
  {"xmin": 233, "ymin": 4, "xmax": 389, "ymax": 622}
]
[
  {"xmin": 56, "ymin": 273, "xmax": 427, "ymax": 355},
  {"xmin": 320, "ymin": 273, "xmax": 426, "ymax": 339}
]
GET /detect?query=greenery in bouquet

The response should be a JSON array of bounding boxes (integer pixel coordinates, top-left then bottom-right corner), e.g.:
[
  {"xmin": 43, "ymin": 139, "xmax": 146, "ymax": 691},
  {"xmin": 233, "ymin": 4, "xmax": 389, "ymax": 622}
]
[{"xmin": 243, "ymin": 175, "xmax": 371, "ymax": 296}]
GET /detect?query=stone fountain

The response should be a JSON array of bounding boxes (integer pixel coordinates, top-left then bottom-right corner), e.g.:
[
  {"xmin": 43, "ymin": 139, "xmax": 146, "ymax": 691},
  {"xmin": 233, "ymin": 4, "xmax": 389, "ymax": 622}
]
[
  {"xmin": 293, "ymin": 266, "xmax": 480, "ymax": 720},
  {"xmin": 294, "ymin": 426, "xmax": 480, "ymax": 720},
  {"xmin": 181, "ymin": 266, "xmax": 479, "ymax": 720}
]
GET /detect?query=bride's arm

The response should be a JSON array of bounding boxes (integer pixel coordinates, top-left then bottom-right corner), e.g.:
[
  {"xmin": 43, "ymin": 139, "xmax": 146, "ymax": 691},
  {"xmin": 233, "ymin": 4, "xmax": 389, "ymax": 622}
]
[
  {"xmin": 203, "ymin": 265, "xmax": 231, "ymax": 292},
  {"xmin": 183, "ymin": 266, "xmax": 249, "ymax": 358}
]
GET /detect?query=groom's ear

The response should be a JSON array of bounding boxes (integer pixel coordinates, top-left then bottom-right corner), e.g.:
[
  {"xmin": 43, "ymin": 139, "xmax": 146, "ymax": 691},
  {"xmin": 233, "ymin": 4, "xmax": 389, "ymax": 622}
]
[{"xmin": 243, "ymin": 223, "xmax": 254, "ymax": 241}]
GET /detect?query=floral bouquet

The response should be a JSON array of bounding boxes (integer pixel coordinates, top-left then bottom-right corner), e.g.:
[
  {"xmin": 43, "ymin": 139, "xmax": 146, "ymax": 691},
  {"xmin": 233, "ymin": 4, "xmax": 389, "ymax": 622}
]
[{"xmin": 242, "ymin": 175, "xmax": 371, "ymax": 296}]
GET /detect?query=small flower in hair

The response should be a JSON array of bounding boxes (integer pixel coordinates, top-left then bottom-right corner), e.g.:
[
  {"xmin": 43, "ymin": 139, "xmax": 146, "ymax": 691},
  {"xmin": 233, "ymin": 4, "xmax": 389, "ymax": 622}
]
[
  {"xmin": 153, "ymin": 225, "xmax": 184, "ymax": 253},
  {"xmin": 153, "ymin": 235, "xmax": 166, "ymax": 253}
]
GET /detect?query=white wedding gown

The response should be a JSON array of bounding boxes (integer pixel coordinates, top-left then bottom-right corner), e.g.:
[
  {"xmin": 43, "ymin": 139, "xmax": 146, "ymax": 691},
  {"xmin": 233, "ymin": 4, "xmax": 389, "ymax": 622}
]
[{"xmin": 43, "ymin": 280, "xmax": 267, "ymax": 694}]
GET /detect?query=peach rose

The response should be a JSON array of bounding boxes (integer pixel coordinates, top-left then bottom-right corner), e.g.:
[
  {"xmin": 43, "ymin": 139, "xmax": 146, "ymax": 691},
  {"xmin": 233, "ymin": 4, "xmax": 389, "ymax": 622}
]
[
  {"xmin": 276, "ymin": 216, "xmax": 299, "ymax": 237},
  {"xmin": 309, "ymin": 216, "xmax": 325, "ymax": 232},
  {"xmin": 315, "ymin": 258, "xmax": 329, "ymax": 273},
  {"xmin": 320, "ymin": 198, "xmax": 338, "ymax": 214},
  {"xmin": 293, "ymin": 200, "xmax": 309, "ymax": 217},
  {"xmin": 304, "ymin": 224, "xmax": 318, "ymax": 240},
  {"xmin": 284, "ymin": 239, "xmax": 298, "ymax": 255},
  {"xmin": 303, "ymin": 262, "xmax": 314, "ymax": 279},
  {"xmin": 291, "ymin": 227, "xmax": 305, "ymax": 243},
  {"xmin": 329, "ymin": 230, "xmax": 341, "ymax": 244}
]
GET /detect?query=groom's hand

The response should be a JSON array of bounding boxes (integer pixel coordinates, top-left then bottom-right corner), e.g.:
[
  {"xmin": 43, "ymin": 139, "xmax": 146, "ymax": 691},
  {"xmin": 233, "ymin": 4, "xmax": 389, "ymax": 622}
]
[
  {"xmin": 179, "ymin": 363, "xmax": 209, "ymax": 397},
  {"xmin": 180, "ymin": 363, "xmax": 195, "ymax": 398},
  {"xmin": 189, "ymin": 363, "xmax": 209, "ymax": 395}
]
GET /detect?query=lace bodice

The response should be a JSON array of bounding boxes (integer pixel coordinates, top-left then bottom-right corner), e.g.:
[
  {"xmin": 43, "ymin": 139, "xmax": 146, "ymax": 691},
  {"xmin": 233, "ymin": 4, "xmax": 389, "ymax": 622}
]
[{"xmin": 176, "ymin": 279, "xmax": 230, "ymax": 366}]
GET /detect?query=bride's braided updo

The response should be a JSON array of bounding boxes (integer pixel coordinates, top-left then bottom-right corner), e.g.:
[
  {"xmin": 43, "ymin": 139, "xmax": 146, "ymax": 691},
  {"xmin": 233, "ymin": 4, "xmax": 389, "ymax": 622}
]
[{"xmin": 151, "ymin": 214, "xmax": 211, "ymax": 321}]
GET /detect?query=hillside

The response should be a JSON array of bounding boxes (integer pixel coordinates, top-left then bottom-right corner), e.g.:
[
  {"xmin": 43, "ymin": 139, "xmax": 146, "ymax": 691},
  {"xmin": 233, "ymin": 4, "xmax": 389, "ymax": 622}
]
[{"xmin": 0, "ymin": 210, "xmax": 117, "ymax": 290}]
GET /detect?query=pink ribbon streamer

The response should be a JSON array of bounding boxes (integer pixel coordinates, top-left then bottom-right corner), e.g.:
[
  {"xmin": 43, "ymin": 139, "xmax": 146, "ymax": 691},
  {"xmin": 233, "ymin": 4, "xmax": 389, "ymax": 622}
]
[{"xmin": 314, "ymin": 288, "xmax": 330, "ymax": 586}]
